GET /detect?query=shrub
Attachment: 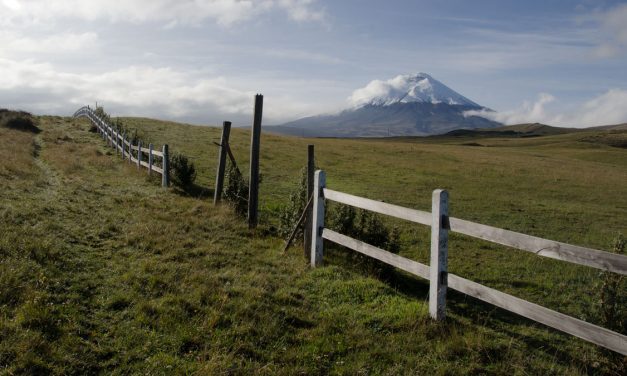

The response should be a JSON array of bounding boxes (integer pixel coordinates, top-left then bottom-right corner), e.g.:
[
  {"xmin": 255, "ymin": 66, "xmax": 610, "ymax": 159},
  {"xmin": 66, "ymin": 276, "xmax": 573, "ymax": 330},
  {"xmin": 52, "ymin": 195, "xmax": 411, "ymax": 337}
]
[
  {"xmin": 93, "ymin": 106, "xmax": 111, "ymax": 124},
  {"xmin": 328, "ymin": 204, "xmax": 401, "ymax": 253},
  {"xmin": 0, "ymin": 109, "xmax": 40, "ymax": 133},
  {"xmin": 325, "ymin": 204, "xmax": 401, "ymax": 279},
  {"xmin": 223, "ymin": 164, "xmax": 249, "ymax": 217},
  {"xmin": 169, "ymin": 152, "xmax": 197, "ymax": 188},
  {"xmin": 328, "ymin": 202, "xmax": 401, "ymax": 279},
  {"xmin": 278, "ymin": 167, "xmax": 311, "ymax": 239}
]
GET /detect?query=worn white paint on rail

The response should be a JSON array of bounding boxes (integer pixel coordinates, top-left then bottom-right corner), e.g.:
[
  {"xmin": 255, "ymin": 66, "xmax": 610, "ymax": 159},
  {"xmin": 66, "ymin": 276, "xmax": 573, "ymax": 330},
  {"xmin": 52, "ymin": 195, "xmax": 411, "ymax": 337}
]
[
  {"xmin": 323, "ymin": 188, "xmax": 431, "ymax": 225},
  {"xmin": 449, "ymin": 217, "xmax": 627, "ymax": 275}
]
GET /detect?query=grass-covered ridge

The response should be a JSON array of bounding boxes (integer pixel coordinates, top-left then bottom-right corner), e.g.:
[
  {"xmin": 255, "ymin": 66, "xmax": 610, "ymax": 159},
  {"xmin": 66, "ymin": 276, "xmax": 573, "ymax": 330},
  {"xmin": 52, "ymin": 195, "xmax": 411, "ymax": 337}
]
[{"xmin": 0, "ymin": 115, "xmax": 625, "ymax": 374}]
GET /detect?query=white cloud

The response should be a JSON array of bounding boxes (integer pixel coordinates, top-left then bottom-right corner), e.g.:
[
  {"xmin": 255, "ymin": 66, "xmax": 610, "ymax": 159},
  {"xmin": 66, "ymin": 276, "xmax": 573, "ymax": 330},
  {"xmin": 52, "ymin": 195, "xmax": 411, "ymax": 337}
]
[
  {"xmin": 0, "ymin": 0, "xmax": 325, "ymax": 27},
  {"xmin": 277, "ymin": 0, "xmax": 325, "ymax": 22},
  {"xmin": 593, "ymin": 3, "xmax": 627, "ymax": 58},
  {"xmin": 465, "ymin": 90, "xmax": 627, "ymax": 128},
  {"xmin": 348, "ymin": 78, "xmax": 396, "ymax": 107},
  {"xmin": 0, "ymin": 31, "xmax": 98, "ymax": 58},
  {"xmin": 0, "ymin": 57, "xmax": 316, "ymax": 124}
]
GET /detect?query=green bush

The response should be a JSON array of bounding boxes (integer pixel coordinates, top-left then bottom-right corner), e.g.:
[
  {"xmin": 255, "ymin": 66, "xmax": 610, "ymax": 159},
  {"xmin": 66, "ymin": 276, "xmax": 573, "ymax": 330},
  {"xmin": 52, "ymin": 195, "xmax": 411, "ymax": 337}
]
[
  {"xmin": 224, "ymin": 164, "xmax": 249, "ymax": 217},
  {"xmin": 328, "ymin": 203, "xmax": 401, "ymax": 279},
  {"xmin": 93, "ymin": 106, "xmax": 111, "ymax": 124},
  {"xmin": 169, "ymin": 152, "xmax": 197, "ymax": 188},
  {"xmin": 278, "ymin": 167, "xmax": 311, "ymax": 239}
]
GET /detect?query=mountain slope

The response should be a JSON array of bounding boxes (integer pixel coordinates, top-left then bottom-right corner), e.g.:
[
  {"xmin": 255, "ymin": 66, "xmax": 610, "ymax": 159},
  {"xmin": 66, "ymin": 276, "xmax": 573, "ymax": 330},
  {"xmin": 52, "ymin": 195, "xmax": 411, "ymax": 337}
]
[{"xmin": 272, "ymin": 73, "xmax": 500, "ymax": 137}]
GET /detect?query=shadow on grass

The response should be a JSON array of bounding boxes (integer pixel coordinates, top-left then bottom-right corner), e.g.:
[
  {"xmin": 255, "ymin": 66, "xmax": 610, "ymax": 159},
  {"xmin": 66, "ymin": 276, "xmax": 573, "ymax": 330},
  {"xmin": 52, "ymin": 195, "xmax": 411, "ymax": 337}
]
[
  {"xmin": 323, "ymin": 243, "xmax": 604, "ymax": 372},
  {"xmin": 172, "ymin": 182, "xmax": 214, "ymax": 199}
]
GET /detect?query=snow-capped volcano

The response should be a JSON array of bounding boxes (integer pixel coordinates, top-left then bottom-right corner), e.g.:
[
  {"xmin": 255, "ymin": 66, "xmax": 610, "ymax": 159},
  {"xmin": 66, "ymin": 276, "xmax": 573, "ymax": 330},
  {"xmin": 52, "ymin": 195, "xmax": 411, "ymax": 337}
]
[
  {"xmin": 272, "ymin": 72, "xmax": 500, "ymax": 138},
  {"xmin": 349, "ymin": 73, "xmax": 480, "ymax": 108}
]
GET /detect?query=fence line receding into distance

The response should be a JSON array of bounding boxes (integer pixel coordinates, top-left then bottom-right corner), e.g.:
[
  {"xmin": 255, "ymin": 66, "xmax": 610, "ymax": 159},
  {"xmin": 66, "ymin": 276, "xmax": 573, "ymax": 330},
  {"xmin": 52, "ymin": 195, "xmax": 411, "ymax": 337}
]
[
  {"xmin": 73, "ymin": 106, "xmax": 170, "ymax": 187},
  {"xmin": 310, "ymin": 170, "xmax": 627, "ymax": 355}
]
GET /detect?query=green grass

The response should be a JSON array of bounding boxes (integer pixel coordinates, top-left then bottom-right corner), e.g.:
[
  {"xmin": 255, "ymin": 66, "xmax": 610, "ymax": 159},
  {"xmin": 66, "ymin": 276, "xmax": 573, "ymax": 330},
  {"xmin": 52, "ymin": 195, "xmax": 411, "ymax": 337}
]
[{"xmin": 0, "ymin": 115, "xmax": 625, "ymax": 374}]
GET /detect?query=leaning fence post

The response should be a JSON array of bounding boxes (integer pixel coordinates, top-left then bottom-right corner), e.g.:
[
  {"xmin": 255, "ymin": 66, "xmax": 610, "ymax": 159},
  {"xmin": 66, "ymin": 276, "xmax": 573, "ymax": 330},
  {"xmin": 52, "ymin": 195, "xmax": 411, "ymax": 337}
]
[
  {"xmin": 304, "ymin": 144, "xmax": 315, "ymax": 258},
  {"xmin": 162, "ymin": 144, "xmax": 169, "ymax": 187},
  {"xmin": 214, "ymin": 121, "xmax": 232, "ymax": 205},
  {"xmin": 310, "ymin": 170, "xmax": 326, "ymax": 268},
  {"xmin": 429, "ymin": 189, "xmax": 449, "ymax": 320},
  {"xmin": 137, "ymin": 141, "xmax": 142, "ymax": 169},
  {"xmin": 148, "ymin": 143, "xmax": 153, "ymax": 175}
]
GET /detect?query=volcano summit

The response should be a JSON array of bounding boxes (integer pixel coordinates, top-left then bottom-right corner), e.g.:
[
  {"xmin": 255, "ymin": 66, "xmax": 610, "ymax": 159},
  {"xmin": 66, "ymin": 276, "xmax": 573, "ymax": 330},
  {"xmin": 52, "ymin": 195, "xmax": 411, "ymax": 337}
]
[{"xmin": 272, "ymin": 73, "xmax": 500, "ymax": 137}]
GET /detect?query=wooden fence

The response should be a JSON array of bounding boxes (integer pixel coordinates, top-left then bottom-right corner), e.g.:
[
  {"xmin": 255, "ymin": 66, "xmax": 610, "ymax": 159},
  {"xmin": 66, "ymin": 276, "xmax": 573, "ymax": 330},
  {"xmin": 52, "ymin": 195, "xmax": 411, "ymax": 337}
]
[
  {"xmin": 310, "ymin": 170, "xmax": 627, "ymax": 355},
  {"xmin": 73, "ymin": 106, "xmax": 170, "ymax": 187}
]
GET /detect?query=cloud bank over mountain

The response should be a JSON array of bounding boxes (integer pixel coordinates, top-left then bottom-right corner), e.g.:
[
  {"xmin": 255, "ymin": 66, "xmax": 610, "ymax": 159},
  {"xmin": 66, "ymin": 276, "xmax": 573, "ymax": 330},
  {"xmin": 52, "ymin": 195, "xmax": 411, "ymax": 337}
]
[{"xmin": 465, "ymin": 90, "xmax": 627, "ymax": 128}]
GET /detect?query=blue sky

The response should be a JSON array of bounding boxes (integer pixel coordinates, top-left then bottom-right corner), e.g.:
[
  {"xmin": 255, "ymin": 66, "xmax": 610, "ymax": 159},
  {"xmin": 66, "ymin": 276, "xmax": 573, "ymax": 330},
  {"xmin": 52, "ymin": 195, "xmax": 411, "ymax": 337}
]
[{"xmin": 1, "ymin": 0, "xmax": 626, "ymax": 127}]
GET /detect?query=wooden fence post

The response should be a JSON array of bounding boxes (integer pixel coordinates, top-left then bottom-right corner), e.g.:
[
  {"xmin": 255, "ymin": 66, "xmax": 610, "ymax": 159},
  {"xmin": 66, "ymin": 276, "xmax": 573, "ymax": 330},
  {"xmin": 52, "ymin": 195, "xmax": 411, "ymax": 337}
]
[
  {"xmin": 311, "ymin": 170, "xmax": 326, "ymax": 267},
  {"xmin": 214, "ymin": 121, "xmax": 232, "ymax": 205},
  {"xmin": 114, "ymin": 129, "xmax": 119, "ymax": 154},
  {"xmin": 248, "ymin": 94, "xmax": 263, "ymax": 228},
  {"xmin": 304, "ymin": 144, "xmax": 315, "ymax": 258},
  {"xmin": 429, "ymin": 189, "xmax": 449, "ymax": 320},
  {"xmin": 162, "ymin": 144, "xmax": 169, "ymax": 187},
  {"xmin": 122, "ymin": 132, "xmax": 126, "ymax": 160},
  {"xmin": 137, "ymin": 141, "xmax": 142, "ymax": 168},
  {"xmin": 148, "ymin": 143, "xmax": 153, "ymax": 175}
]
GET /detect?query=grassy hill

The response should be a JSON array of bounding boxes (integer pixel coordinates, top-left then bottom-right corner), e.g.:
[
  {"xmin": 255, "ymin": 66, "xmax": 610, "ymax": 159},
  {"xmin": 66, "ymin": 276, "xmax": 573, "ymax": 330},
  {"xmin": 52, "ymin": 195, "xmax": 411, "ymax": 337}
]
[{"xmin": 0, "ymin": 114, "xmax": 625, "ymax": 374}]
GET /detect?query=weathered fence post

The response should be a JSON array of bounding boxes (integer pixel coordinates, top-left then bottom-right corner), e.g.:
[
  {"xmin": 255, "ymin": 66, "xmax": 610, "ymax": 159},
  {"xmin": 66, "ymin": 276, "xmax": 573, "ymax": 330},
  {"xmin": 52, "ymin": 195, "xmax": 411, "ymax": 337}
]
[
  {"xmin": 429, "ymin": 189, "xmax": 449, "ymax": 320},
  {"xmin": 137, "ymin": 141, "xmax": 142, "ymax": 168},
  {"xmin": 310, "ymin": 170, "xmax": 326, "ymax": 267},
  {"xmin": 304, "ymin": 144, "xmax": 315, "ymax": 258},
  {"xmin": 114, "ymin": 128, "xmax": 119, "ymax": 154},
  {"xmin": 148, "ymin": 143, "xmax": 153, "ymax": 175},
  {"xmin": 162, "ymin": 144, "xmax": 169, "ymax": 187},
  {"xmin": 248, "ymin": 94, "xmax": 263, "ymax": 228},
  {"xmin": 214, "ymin": 121, "xmax": 232, "ymax": 205},
  {"xmin": 122, "ymin": 132, "xmax": 126, "ymax": 160}
]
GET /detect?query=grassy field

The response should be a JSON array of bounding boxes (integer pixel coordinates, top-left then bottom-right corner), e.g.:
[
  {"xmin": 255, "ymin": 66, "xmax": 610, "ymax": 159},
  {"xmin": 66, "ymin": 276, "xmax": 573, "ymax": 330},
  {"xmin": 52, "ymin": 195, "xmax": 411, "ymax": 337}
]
[{"xmin": 0, "ymin": 114, "xmax": 625, "ymax": 374}]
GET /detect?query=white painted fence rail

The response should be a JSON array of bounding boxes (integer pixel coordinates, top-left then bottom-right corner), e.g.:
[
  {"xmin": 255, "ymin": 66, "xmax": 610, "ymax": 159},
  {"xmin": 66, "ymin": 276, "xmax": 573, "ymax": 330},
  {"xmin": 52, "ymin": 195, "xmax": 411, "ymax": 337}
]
[
  {"xmin": 73, "ymin": 106, "xmax": 169, "ymax": 187},
  {"xmin": 310, "ymin": 170, "xmax": 627, "ymax": 355}
]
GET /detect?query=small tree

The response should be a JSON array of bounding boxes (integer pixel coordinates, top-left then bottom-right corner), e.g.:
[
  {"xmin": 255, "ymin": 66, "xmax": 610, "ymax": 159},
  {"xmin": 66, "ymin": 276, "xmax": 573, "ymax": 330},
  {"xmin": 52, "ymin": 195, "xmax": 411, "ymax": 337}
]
[
  {"xmin": 224, "ymin": 164, "xmax": 249, "ymax": 217},
  {"xmin": 278, "ymin": 167, "xmax": 311, "ymax": 239},
  {"xmin": 328, "ymin": 203, "xmax": 401, "ymax": 279},
  {"xmin": 169, "ymin": 152, "xmax": 197, "ymax": 188}
]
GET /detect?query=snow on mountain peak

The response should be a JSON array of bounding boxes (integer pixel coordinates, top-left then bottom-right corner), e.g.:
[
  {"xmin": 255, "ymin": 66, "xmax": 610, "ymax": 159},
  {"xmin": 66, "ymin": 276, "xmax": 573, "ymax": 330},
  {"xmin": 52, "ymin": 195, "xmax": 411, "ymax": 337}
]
[{"xmin": 348, "ymin": 73, "xmax": 480, "ymax": 108}]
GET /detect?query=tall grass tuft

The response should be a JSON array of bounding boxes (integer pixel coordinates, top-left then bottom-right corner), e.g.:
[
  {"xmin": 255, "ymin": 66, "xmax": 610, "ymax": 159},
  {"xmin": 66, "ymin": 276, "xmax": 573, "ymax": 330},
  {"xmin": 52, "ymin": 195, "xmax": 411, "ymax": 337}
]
[{"xmin": 597, "ymin": 234, "xmax": 625, "ymax": 332}]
